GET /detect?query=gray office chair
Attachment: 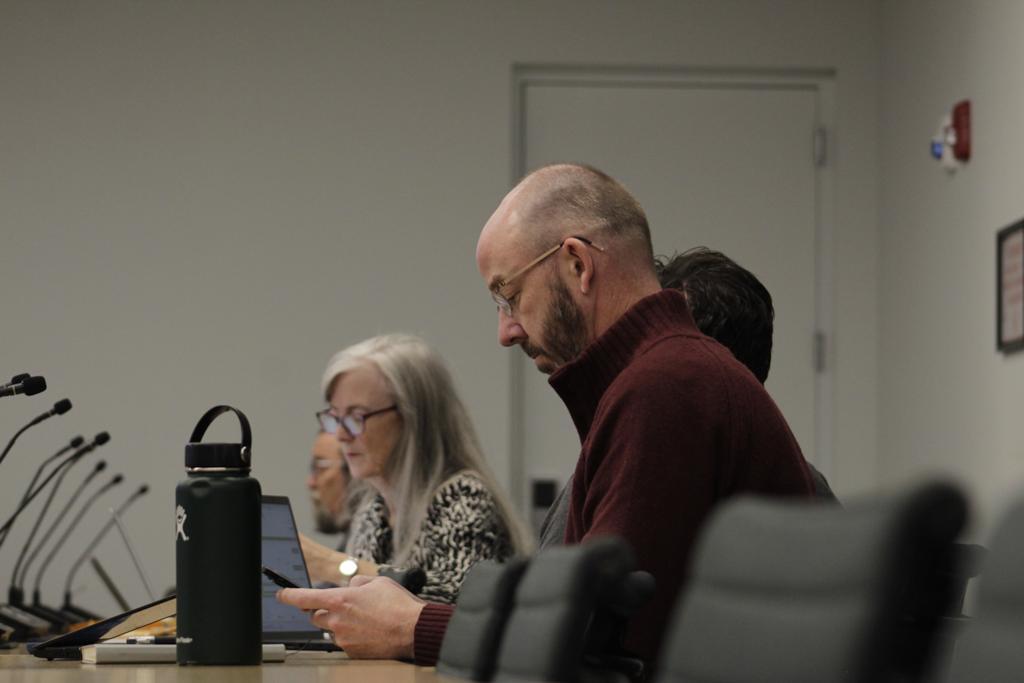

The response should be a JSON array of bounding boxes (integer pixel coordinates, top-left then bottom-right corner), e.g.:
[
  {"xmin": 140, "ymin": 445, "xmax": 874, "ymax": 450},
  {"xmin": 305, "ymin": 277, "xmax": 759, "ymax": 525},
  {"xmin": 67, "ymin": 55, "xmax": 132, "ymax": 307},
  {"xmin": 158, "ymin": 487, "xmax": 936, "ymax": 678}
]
[
  {"xmin": 944, "ymin": 496, "xmax": 1024, "ymax": 683},
  {"xmin": 437, "ymin": 557, "xmax": 531, "ymax": 681},
  {"xmin": 655, "ymin": 482, "xmax": 967, "ymax": 683},
  {"xmin": 582, "ymin": 569, "xmax": 656, "ymax": 683},
  {"xmin": 493, "ymin": 536, "xmax": 635, "ymax": 683},
  {"xmin": 896, "ymin": 542, "xmax": 986, "ymax": 680}
]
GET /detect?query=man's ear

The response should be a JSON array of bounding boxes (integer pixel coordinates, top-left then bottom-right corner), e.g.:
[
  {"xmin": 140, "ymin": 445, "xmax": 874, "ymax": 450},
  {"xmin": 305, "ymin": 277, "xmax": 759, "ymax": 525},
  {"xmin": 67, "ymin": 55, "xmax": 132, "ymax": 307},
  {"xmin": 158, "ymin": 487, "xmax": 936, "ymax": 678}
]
[{"xmin": 563, "ymin": 238, "xmax": 596, "ymax": 295}]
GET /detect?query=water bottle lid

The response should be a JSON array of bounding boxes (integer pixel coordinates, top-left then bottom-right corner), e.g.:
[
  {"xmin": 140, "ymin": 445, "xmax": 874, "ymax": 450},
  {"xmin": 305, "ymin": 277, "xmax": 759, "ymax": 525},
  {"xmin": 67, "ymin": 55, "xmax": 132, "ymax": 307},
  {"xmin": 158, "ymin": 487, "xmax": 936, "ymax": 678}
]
[{"xmin": 185, "ymin": 406, "xmax": 252, "ymax": 472}]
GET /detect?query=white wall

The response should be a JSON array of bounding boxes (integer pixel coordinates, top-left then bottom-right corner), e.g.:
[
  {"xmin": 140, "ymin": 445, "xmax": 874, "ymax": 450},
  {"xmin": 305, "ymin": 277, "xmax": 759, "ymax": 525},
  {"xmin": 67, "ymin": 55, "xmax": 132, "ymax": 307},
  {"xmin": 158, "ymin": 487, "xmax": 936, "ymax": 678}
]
[
  {"xmin": 0, "ymin": 0, "xmax": 881, "ymax": 616},
  {"xmin": 879, "ymin": 1, "xmax": 1024, "ymax": 542}
]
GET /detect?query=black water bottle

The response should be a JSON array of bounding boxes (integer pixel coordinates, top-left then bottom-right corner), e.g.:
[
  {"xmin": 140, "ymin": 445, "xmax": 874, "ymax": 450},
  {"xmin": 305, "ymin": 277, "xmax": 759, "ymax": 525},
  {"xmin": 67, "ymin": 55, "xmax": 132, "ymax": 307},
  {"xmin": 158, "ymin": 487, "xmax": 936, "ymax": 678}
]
[{"xmin": 175, "ymin": 406, "xmax": 262, "ymax": 665}]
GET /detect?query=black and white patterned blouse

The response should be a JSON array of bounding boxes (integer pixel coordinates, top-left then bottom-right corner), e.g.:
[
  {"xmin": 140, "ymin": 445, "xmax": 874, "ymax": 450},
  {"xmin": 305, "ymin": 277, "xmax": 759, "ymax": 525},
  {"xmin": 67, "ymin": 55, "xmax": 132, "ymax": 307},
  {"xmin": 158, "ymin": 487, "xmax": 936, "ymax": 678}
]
[{"xmin": 347, "ymin": 470, "xmax": 514, "ymax": 604}]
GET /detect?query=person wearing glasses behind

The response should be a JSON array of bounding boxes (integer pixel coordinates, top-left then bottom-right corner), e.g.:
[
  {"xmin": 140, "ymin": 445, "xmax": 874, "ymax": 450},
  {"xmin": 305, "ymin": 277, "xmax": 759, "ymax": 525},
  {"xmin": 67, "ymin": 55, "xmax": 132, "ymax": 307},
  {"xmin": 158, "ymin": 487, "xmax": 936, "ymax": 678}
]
[
  {"xmin": 298, "ymin": 333, "xmax": 532, "ymax": 605},
  {"xmin": 306, "ymin": 430, "xmax": 368, "ymax": 553}
]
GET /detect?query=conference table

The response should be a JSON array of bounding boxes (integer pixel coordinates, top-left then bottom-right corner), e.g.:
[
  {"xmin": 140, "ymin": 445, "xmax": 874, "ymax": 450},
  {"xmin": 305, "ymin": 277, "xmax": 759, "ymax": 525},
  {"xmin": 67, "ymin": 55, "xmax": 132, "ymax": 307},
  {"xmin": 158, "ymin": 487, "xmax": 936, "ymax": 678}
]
[{"xmin": 0, "ymin": 646, "xmax": 450, "ymax": 683}]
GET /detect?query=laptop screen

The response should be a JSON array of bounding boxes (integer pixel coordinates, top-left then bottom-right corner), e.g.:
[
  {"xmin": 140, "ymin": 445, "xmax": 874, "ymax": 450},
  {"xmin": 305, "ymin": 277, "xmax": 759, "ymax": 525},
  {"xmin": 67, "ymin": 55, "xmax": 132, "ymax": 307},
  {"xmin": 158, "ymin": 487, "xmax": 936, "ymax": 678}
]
[
  {"xmin": 32, "ymin": 495, "xmax": 330, "ymax": 659},
  {"xmin": 261, "ymin": 495, "xmax": 323, "ymax": 639}
]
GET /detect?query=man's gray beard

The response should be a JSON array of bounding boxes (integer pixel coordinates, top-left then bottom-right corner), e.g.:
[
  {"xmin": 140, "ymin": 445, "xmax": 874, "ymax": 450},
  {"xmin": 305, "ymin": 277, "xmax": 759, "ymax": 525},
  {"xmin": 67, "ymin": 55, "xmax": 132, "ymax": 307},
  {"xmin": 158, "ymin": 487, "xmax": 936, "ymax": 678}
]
[
  {"xmin": 526, "ymin": 276, "xmax": 588, "ymax": 374},
  {"xmin": 313, "ymin": 499, "xmax": 352, "ymax": 535}
]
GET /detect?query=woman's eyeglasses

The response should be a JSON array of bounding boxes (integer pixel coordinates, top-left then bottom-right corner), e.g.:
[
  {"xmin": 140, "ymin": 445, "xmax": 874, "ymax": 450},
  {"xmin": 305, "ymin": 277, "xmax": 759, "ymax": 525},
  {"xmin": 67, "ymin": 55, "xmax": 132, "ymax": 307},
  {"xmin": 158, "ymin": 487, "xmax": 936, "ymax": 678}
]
[{"xmin": 315, "ymin": 405, "xmax": 398, "ymax": 437}]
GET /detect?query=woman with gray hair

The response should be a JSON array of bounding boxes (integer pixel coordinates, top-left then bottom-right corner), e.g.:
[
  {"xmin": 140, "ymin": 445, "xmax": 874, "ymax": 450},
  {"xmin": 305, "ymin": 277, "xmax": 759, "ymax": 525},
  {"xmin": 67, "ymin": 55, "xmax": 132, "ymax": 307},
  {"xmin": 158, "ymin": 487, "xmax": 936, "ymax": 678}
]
[{"xmin": 299, "ymin": 333, "xmax": 531, "ymax": 605}]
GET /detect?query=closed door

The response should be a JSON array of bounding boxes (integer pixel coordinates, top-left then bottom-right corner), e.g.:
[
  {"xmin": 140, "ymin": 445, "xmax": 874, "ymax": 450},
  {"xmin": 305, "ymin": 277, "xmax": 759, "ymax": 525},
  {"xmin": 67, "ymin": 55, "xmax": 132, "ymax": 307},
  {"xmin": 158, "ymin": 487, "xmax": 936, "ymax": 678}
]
[{"xmin": 514, "ymin": 70, "xmax": 831, "ymax": 518}]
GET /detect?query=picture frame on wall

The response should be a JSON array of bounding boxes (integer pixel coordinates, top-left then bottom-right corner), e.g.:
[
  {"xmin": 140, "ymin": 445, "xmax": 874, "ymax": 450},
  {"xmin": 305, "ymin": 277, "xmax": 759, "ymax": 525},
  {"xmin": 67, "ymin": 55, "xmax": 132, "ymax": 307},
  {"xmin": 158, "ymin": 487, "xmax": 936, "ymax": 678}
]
[{"xmin": 997, "ymin": 218, "xmax": 1024, "ymax": 353}]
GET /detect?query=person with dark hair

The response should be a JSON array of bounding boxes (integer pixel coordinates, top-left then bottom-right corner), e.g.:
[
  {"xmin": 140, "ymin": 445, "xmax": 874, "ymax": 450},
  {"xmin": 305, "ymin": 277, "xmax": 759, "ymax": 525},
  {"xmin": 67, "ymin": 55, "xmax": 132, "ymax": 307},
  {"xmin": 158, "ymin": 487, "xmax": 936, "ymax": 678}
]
[
  {"xmin": 657, "ymin": 247, "xmax": 774, "ymax": 383},
  {"xmin": 277, "ymin": 164, "xmax": 816, "ymax": 666},
  {"xmin": 658, "ymin": 247, "xmax": 837, "ymax": 502}
]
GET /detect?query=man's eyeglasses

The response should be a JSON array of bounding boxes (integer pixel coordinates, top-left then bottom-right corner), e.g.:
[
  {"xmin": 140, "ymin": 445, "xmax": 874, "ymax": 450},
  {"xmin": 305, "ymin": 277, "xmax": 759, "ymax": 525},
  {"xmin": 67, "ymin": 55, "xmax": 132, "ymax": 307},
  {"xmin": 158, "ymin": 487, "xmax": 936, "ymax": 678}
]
[
  {"xmin": 490, "ymin": 236, "xmax": 604, "ymax": 316},
  {"xmin": 316, "ymin": 405, "xmax": 398, "ymax": 437},
  {"xmin": 309, "ymin": 458, "xmax": 343, "ymax": 476}
]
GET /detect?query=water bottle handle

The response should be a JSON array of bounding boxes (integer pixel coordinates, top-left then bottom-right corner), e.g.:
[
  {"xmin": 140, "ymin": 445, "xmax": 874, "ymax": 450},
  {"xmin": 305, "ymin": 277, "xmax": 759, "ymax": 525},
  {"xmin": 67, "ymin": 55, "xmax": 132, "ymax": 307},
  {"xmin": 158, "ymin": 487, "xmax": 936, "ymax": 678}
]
[{"xmin": 189, "ymin": 406, "xmax": 252, "ymax": 450}]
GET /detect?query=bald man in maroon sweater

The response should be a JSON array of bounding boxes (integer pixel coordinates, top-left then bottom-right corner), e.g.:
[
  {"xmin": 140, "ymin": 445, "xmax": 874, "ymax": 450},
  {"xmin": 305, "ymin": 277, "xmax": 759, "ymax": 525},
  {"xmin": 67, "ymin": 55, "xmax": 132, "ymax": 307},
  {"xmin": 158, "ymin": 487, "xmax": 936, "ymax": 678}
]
[{"xmin": 278, "ymin": 164, "xmax": 816, "ymax": 667}]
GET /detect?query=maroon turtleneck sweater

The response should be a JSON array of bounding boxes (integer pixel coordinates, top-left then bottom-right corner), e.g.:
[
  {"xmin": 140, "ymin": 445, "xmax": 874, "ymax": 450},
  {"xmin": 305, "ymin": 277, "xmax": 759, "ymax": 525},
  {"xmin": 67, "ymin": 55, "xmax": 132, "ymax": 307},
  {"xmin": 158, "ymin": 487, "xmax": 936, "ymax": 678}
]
[
  {"xmin": 413, "ymin": 289, "xmax": 814, "ymax": 667},
  {"xmin": 554, "ymin": 288, "xmax": 814, "ymax": 665}
]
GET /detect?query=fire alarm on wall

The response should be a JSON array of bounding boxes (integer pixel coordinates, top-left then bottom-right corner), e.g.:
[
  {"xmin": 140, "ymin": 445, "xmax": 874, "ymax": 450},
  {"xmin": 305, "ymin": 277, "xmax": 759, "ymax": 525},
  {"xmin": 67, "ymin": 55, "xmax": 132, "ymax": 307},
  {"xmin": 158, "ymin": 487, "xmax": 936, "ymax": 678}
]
[
  {"xmin": 931, "ymin": 99, "xmax": 971, "ymax": 171},
  {"xmin": 951, "ymin": 100, "xmax": 970, "ymax": 161}
]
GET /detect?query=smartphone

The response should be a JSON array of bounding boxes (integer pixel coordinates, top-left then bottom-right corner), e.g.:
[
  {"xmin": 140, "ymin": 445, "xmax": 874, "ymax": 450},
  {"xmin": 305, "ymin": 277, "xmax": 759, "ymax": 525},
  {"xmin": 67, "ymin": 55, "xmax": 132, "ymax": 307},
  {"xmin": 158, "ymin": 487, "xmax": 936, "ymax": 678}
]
[{"xmin": 261, "ymin": 564, "xmax": 300, "ymax": 589}]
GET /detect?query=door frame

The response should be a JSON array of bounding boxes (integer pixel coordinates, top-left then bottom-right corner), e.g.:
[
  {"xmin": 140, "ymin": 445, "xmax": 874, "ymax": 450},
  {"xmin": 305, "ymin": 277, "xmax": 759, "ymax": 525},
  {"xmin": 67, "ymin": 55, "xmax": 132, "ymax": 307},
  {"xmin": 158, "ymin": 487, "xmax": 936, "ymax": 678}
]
[{"xmin": 507, "ymin": 65, "xmax": 837, "ymax": 514}]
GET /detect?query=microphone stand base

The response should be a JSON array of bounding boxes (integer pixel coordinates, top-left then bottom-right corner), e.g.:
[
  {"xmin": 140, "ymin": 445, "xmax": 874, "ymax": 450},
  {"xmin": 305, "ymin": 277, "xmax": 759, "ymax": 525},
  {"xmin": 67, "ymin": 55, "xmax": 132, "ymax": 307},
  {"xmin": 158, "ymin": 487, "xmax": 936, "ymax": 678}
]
[
  {"xmin": 0, "ymin": 603, "xmax": 52, "ymax": 640},
  {"xmin": 20, "ymin": 601, "xmax": 70, "ymax": 629}
]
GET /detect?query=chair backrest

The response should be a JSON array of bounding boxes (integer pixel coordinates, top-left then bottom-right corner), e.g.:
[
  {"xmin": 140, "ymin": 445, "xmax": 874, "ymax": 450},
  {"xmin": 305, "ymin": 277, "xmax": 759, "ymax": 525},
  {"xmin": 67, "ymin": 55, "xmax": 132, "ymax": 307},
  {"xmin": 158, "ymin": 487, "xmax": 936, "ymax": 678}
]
[
  {"xmin": 895, "ymin": 541, "xmax": 986, "ymax": 680},
  {"xmin": 945, "ymin": 497, "xmax": 1024, "ymax": 683},
  {"xmin": 436, "ymin": 557, "xmax": 530, "ymax": 681},
  {"xmin": 582, "ymin": 570, "xmax": 657, "ymax": 683},
  {"xmin": 655, "ymin": 482, "xmax": 966, "ymax": 683},
  {"xmin": 493, "ymin": 536, "xmax": 634, "ymax": 683}
]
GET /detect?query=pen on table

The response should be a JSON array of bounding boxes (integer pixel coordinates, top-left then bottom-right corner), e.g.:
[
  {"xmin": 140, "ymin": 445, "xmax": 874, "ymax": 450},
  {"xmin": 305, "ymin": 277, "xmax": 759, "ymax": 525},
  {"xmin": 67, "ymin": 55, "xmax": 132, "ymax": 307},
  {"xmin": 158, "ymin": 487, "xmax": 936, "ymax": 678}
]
[{"xmin": 126, "ymin": 636, "xmax": 176, "ymax": 644}]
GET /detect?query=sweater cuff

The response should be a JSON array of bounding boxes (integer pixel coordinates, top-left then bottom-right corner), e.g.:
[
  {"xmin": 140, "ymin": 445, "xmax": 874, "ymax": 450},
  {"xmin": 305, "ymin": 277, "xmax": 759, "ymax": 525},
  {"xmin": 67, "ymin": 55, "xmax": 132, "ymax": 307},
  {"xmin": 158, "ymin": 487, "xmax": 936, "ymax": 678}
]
[{"xmin": 413, "ymin": 602, "xmax": 456, "ymax": 667}]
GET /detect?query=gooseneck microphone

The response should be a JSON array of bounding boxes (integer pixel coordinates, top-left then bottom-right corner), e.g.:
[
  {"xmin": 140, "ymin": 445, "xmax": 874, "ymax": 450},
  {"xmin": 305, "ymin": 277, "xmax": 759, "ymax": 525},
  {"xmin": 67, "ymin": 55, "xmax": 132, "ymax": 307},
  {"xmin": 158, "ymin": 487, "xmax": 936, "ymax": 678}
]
[
  {"xmin": 0, "ymin": 398, "xmax": 73, "ymax": 468},
  {"xmin": 10, "ymin": 460, "xmax": 108, "ymax": 605},
  {"xmin": 0, "ymin": 374, "xmax": 31, "ymax": 390},
  {"xmin": 0, "ymin": 375, "xmax": 47, "ymax": 398},
  {"xmin": 15, "ymin": 436, "xmax": 85, "ymax": 509},
  {"xmin": 0, "ymin": 434, "xmax": 86, "ymax": 552},
  {"xmin": 60, "ymin": 485, "xmax": 149, "ymax": 611},
  {"xmin": 33, "ymin": 474, "xmax": 123, "ymax": 606},
  {"xmin": 0, "ymin": 432, "xmax": 108, "ymax": 543},
  {"xmin": 0, "ymin": 436, "xmax": 88, "ymax": 552}
]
